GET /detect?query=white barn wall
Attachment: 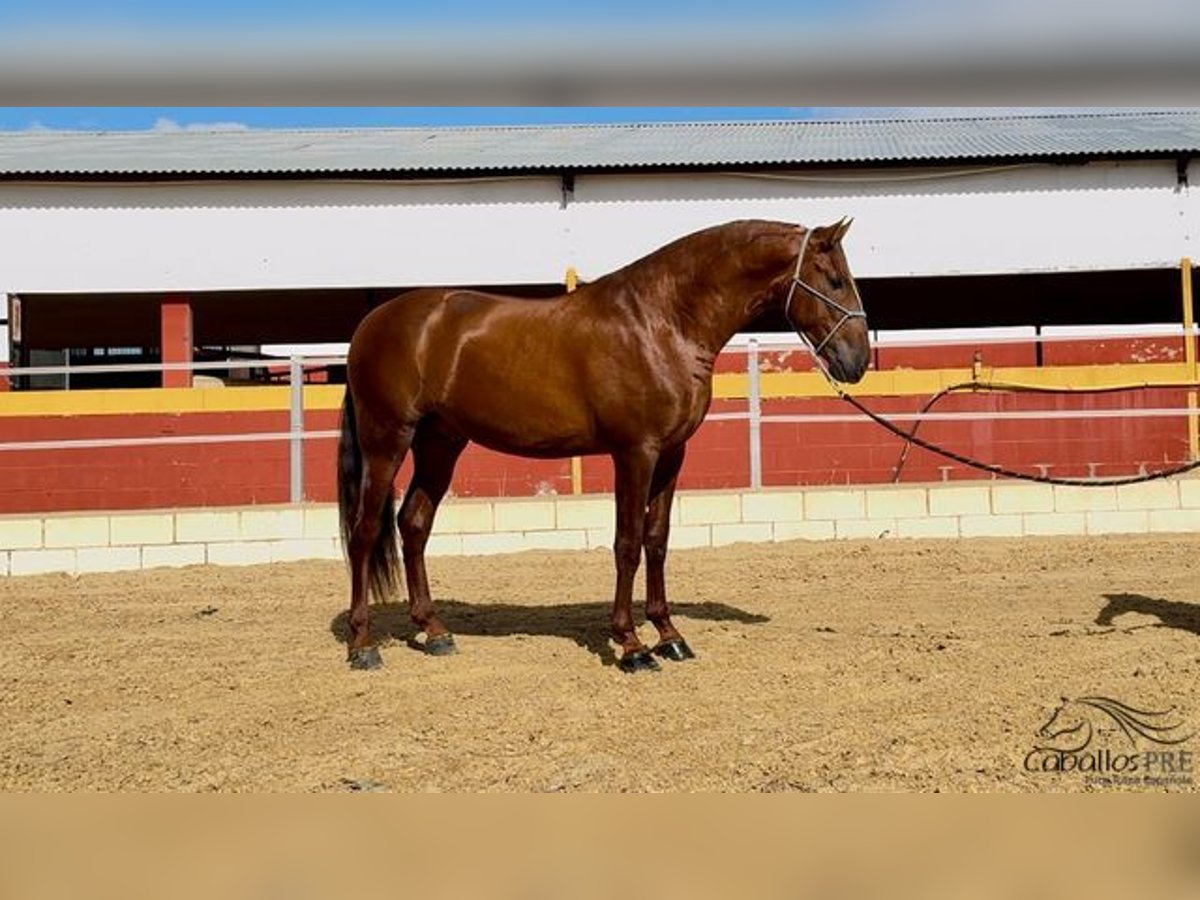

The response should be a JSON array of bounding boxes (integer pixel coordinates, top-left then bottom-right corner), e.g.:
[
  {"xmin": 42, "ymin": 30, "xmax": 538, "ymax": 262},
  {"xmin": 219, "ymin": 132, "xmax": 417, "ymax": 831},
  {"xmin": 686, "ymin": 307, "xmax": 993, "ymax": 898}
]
[
  {"xmin": 567, "ymin": 161, "xmax": 1194, "ymax": 279},
  {"xmin": 0, "ymin": 159, "xmax": 1194, "ymax": 296},
  {"xmin": 0, "ymin": 177, "xmax": 569, "ymax": 293}
]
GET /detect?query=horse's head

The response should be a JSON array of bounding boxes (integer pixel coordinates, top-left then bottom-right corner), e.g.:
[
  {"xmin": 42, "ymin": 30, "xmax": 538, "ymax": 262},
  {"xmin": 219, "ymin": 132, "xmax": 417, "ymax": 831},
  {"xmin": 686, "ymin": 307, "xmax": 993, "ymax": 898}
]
[
  {"xmin": 783, "ymin": 219, "xmax": 870, "ymax": 383},
  {"xmin": 1037, "ymin": 697, "xmax": 1092, "ymax": 752}
]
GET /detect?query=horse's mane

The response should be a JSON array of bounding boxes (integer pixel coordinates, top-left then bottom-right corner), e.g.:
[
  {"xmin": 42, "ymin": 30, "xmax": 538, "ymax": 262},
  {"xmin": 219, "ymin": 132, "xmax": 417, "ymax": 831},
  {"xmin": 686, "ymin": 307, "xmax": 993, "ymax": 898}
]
[
  {"xmin": 1078, "ymin": 696, "xmax": 1192, "ymax": 745},
  {"xmin": 594, "ymin": 219, "xmax": 797, "ymax": 289}
]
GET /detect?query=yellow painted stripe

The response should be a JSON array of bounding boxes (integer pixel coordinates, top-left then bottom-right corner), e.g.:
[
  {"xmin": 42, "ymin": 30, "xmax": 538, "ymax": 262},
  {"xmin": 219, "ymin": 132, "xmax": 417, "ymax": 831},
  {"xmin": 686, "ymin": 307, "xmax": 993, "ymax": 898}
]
[
  {"xmin": 0, "ymin": 363, "xmax": 1193, "ymax": 418},
  {"xmin": 714, "ymin": 362, "xmax": 1194, "ymax": 400},
  {"xmin": 0, "ymin": 384, "xmax": 345, "ymax": 418},
  {"xmin": 302, "ymin": 386, "xmax": 344, "ymax": 410}
]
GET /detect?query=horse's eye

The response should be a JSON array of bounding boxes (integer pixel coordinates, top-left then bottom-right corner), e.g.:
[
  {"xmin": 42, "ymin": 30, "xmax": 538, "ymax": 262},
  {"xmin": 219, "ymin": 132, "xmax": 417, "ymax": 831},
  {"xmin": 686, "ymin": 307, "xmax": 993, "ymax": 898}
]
[{"xmin": 829, "ymin": 276, "xmax": 845, "ymax": 291}]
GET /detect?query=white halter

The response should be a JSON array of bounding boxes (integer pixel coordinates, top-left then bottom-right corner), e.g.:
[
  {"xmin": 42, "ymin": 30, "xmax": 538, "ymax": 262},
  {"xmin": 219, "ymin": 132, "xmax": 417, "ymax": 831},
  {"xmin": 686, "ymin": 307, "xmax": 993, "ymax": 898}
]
[{"xmin": 783, "ymin": 228, "xmax": 868, "ymax": 360}]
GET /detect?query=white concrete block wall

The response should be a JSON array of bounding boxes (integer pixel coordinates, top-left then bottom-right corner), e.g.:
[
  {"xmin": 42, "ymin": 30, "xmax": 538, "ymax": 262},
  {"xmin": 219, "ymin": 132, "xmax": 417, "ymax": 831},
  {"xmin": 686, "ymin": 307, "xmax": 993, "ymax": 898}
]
[
  {"xmin": 928, "ymin": 486, "xmax": 990, "ymax": 517},
  {"xmin": 76, "ymin": 546, "xmax": 142, "ymax": 574},
  {"xmin": 142, "ymin": 544, "xmax": 206, "ymax": 569},
  {"xmin": 837, "ymin": 518, "xmax": 896, "ymax": 540},
  {"xmin": 992, "ymin": 484, "xmax": 1055, "ymax": 514},
  {"xmin": 1023, "ymin": 513, "xmax": 1088, "ymax": 537},
  {"xmin": 0, "ymin": 519, "xmax": 41, "ymax": 550},
  {"xmin": 267, "ymin": 539, "xmax": 342, "ymax": 563},
  {"xmin": 1148, "ymin": 509, "xmax": 1200, "ymax": 532},
  {"xmin": 555, "ymin": 498, "xmax": 613, "ymax": 530},
  {"xmin": 10, "ymin": 548, "xmax": 76, "ymax": 576},
  {"xmin": 585, "ymin": 528, "xmax": 615, "ymax": 550},
  {"xmin": 678, "ymin": 494, "xmax": 740, "ymax": 525},
  {"xmin": 1086, "ymin": 511, "xmax": 1150, "ymax": 536},
  {"xmin": 773, "ymin": 521, "xmax": 835, "ymax": 541},
  {"xmin": 741, "ymin": 493, "xmax": 803, "ymax": 523},
  {"xmin": 176, "ymin": 511, "xmax": 240, "ymax": 544},
  {"xmin": 44, "ymin": 516, "xmax": 109, "ymax": 549},
  {"xmin": 804, "ymin": 490, "xmax": 866, "ymax": 521},
  {"xmin": 303, "ymin": 507, "xmax": 339, "ymax": 540},
  {"xmin": 960, "ymin": 514, "xmax": 1023, "ymax": 538},
  {"xmin": 2, "ymin": 478, "xmax": 1200, "ymax": 577},
  {"xmin": 897, "ymin": 517, "xmax": 960, "ymax": 539},
  {"xmin": 492, "ymin": 499, "xmax": 556, "ymax": 532},
  {"xmin": 712, "ymin": 522, "xmax": 773, "ymax": 546},
  {"xmin": 110, "ymin": 514, "xmax": 174, "ymax": 546},
  {"xmin": 1116, "ymin": 481, "xmax": 1179, "ymax": 510},
  {"xmin": 240, "ymin": 508, "xmax": 305, "ymax": 541},
  {"xmin": 866, "ymin": 488, "xmax": 926, "ymax": 519},
  {"xmin": 1054, "ymin": 486, "xmax": 1118, "ymax": 513},
  {"xmin": 1178, "ymin": 481, "xmax": 1200, "ymax": 508}
]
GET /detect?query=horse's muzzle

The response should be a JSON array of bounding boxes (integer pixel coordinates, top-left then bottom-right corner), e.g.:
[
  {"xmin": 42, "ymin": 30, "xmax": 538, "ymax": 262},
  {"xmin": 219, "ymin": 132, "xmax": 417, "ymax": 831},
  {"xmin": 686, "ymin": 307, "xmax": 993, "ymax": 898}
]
[{"xmin": 826, "ymin": 337, "xmax": 870, "ymax": 384}]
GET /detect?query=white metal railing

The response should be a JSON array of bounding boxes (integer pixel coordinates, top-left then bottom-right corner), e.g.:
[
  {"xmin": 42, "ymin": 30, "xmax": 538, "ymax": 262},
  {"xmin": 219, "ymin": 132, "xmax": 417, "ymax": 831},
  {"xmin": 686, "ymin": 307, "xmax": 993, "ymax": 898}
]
[
  {"xmin": 0, "ymin": 357, "xmax": 346, "ymax": 377},
  {"xmin": 0, "ymin": 325, "xmax": 1195, "ymax": 500},
  {"xmin": 0, "ymin": 355, "xmax": 342, "ymax": 503},
  {"xmin": 727, "ymin": 324, "xmax": 1198, "ymax": 351}
]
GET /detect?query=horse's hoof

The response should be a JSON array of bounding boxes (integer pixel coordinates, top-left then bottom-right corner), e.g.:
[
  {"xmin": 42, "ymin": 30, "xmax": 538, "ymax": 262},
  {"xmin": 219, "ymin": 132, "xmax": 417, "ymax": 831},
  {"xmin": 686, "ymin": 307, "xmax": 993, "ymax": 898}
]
[
  {"xmin": 618, "ymin": 650, "xmax": 661, "ymax": 673},
  {"xmin": 425, "ymin": 634, "xmax": 458, "ymax": 656},
  {"xmin": 348, "ymin": 646, "xmax": 383, "ymax": 670},
  {"xmin": 653, "ymin": 639, "xmax": 696, "ymax": 662}
]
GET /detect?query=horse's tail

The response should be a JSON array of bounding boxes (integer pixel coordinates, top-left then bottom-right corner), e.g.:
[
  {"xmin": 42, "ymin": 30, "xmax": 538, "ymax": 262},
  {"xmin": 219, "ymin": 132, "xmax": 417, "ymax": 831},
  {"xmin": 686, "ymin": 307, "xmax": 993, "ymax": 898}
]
[{"xmin": 337, "ymin": 390, "xmax": 399, "ymax": 602}]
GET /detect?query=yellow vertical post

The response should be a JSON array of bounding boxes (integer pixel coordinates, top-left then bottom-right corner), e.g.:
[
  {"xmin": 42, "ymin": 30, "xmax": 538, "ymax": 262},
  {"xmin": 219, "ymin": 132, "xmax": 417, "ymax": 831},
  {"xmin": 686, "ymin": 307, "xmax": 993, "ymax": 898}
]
[
  {"xmin": 1183, "ymin": 258, "xmax": 1198, "ymax": 460},
  {"xmin": 566, "ymin": 266, "xmax": 584, "ymax": 494}
]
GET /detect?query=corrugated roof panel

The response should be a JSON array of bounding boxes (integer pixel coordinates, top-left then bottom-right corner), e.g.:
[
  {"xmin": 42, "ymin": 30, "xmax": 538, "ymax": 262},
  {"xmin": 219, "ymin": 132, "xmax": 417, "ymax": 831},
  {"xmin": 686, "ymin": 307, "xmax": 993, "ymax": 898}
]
[{"xmin": 0, "ymin": 111, "xmax": 1197, "ymax": 176}]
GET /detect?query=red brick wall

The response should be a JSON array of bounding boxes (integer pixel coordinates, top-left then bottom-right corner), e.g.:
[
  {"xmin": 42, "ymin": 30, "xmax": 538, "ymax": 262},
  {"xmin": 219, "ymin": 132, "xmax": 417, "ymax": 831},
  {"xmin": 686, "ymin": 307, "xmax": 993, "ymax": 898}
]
[
  {"xmin": 760, "ymin": 389, "xmax": 1189, "ymax": 487},
  {"xmin": 0, "ymin": 336, "xmax": 1190, "ymax": 514}
]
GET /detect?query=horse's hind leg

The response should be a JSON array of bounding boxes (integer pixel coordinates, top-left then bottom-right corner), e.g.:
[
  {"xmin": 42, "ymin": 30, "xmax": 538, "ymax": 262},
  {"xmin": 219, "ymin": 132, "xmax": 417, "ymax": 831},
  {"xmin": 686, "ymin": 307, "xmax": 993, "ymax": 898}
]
[
  {"xmin": 398, "ymin": 418, "xmax": 467, "ymax": 655},
  {"xmin": 346, "ymin": 429, "xmax": 411, "ymax": 669},
  {"xmin": 643, "ymin": 444, "xmax": 694, "ymax": 662}
]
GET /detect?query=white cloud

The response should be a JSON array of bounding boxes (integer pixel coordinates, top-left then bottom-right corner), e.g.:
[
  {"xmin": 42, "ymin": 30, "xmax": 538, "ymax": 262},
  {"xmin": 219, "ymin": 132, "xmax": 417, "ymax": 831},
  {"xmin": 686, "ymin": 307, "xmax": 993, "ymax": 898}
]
[{"xmin": 153, "ymin": 117, "xmax": 249, "ymax": 132}]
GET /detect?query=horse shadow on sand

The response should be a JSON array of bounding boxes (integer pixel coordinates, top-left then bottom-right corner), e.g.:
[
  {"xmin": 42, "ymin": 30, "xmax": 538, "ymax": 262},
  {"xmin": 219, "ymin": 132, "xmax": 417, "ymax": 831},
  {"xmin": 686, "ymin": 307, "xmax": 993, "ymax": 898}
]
[
  {"xmin": 330, "ymin": 599, "xmax": 770, "ymax": 667},
  {"xmin": 1096, "ymin": 593, "xmax": 1200, "ymax": 637}
]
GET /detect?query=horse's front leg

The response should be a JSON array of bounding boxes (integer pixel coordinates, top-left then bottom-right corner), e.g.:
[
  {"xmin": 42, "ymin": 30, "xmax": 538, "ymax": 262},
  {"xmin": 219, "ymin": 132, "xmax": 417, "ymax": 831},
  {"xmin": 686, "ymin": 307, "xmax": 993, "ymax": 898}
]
[
  {"xmin": 399, "ymin": 420, "xmax": 467, "ymax": 656},
  {"xmin": 644, "ymin": 444, "xmax": 694, "ymax": 662},
  {"xmin": 611, "ymin": 446, "xmax": 658, "ymax": 673}
]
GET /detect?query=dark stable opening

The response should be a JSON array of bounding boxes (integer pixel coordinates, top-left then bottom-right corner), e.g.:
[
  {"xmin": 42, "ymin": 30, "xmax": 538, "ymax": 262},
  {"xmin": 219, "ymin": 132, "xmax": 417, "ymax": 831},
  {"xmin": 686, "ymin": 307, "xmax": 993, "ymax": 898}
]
[{"xmin": 10, "ymin": 267, "xmax": 1182, "ymax": 389}]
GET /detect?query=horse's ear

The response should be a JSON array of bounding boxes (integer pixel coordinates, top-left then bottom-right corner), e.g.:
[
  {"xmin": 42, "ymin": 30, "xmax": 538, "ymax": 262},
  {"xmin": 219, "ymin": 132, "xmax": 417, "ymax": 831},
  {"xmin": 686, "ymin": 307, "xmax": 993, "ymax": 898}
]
[
  {"xmin": 810, "ymin": 222, "xmax": 836, "ymax": 248},
  {"xmin": 813, "ymin": 218, "xmax": 853, "ymax": 248}
]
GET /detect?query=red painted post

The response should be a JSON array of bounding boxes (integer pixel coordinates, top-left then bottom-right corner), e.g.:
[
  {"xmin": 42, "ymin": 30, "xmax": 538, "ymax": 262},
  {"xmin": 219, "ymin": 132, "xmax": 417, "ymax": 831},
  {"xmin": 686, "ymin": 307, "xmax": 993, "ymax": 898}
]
[{"xmin": 160, "ymin": 295, "xmax": 193, "ymax": 388}]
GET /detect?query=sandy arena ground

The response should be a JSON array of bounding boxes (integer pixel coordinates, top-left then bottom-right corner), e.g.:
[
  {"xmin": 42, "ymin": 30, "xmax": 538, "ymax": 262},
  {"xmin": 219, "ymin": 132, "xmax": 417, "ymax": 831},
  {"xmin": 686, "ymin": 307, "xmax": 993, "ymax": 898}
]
[{"xmin": 2, "ymin": 534, "xmax": 1198, "ymax": 792}]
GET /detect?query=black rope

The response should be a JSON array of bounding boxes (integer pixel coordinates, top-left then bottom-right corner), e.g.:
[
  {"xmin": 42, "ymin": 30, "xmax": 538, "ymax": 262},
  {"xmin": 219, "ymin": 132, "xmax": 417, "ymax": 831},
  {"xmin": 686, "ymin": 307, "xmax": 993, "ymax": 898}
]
[{"xmin": 828, "ymin": 379, "xmax": 1200, "ymax": 487}]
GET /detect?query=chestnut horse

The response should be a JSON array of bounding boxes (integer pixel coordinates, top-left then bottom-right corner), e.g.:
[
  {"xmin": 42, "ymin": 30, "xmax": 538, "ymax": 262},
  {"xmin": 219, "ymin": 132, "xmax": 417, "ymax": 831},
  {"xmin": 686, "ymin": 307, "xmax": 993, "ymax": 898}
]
[{"xmin": 338, "ymin": 218, "xmax": 870, "ymax": 671}]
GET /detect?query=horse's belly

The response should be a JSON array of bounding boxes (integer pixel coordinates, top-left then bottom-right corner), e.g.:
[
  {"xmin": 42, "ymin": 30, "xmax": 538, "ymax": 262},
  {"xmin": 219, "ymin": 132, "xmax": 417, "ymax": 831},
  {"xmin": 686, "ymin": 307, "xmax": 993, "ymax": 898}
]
[
  {"xmin": 435, "ymin": 394, "xmax": 598, "ymax": 459},
  {"xmin": 470, "ymin": 431, "xmax": 598, "ymax": 459}
]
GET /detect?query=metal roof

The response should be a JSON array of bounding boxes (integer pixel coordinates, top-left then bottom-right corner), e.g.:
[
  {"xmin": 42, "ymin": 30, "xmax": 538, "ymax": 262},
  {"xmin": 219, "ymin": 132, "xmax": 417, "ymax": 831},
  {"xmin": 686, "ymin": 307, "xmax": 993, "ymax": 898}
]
[{"xmin": 1, "ymin": 111, "xmax": 1198, "ymax": 177}]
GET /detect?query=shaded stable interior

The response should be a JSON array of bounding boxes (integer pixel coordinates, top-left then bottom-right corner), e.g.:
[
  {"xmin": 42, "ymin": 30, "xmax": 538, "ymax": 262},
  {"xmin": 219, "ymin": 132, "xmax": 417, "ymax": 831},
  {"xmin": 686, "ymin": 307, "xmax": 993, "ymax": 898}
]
[{"xmin": 7, "ymin": 266, "xmax": 1186, "ymax": 390}]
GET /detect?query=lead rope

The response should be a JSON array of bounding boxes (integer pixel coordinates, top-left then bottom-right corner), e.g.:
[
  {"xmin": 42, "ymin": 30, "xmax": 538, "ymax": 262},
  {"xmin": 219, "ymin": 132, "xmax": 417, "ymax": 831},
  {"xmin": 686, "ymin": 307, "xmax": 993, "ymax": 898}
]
[
  {"xmin": 784, "ymin": 231, "xmax": 1199, "ymax": 485},
  {"xmin": 804, "ymin": 352, "xmax": 1200, "ymax": 487}
]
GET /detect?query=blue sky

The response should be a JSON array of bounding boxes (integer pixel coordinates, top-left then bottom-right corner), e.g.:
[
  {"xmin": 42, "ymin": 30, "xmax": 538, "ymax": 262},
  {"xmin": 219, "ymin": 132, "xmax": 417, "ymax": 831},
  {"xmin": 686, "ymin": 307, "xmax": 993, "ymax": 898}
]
[
  {"xmin": 0, "ymin": 1, "xmax": 870, "ymax": 30},
  {"xmin": 0, "ymin": 108, "xmax": 822, "ymax": 132}
]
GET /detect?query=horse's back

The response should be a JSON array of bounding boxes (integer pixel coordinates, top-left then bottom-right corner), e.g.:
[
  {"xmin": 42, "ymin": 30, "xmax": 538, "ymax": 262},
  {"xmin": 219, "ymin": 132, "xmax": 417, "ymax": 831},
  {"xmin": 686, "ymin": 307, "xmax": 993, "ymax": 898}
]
[{"xmin": 348, "ymin": 287, "xmax": 601, "ymax": 452}]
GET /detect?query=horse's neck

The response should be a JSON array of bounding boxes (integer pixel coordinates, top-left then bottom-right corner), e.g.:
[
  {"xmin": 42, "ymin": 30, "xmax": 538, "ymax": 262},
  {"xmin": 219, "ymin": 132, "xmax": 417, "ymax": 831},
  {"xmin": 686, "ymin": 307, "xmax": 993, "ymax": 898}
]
[
  {"xmin": 602, "ymin": 228, "xmax": 781, "ymax": 355},
  {"xmin": 660, "ymin": 261, "xmax": 769, "ymax": 357}
]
